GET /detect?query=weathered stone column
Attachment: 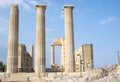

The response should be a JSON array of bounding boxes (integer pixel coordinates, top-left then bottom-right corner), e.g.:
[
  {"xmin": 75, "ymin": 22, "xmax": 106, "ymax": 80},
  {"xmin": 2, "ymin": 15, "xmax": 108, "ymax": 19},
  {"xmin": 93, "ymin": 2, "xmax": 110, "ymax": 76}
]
[
  {"xmin": 7, "ymin": 4, "xmax": 19, "ymax": 73},
  {"xmin": 64, "ymin": 5, "xmax": 75, "ymax": 73},
  {"xmin": 30, "ymin": 45, "xmax": 34, "ymax": 70},
  {"xmin": 60, "ymin": 37, "xmax": 65, "ymax": 69},
  {"xmin": 35, "ymin": 4, "xmax": 46, "ymax": 73},
  {"xmin": 51, "ymin": 45, "xmax": 55, "ymax": 66}
]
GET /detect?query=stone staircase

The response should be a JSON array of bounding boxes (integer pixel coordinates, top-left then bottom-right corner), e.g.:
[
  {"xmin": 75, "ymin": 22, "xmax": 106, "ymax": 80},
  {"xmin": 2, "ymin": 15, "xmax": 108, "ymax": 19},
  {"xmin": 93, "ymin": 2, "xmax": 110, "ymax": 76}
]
[
  {"xmin": 1, "ymin": 73, "xmax": 38, "ymax": 82},
  {"xmin": 0, "ymin": 72, "xmax": 55, "ymax": 82}
]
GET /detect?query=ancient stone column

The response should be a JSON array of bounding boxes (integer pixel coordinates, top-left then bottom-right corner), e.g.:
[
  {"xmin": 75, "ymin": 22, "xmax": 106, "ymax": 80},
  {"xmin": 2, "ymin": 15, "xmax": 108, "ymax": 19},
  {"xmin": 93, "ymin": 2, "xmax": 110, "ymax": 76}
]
[
  {"xmin": 51, "ymin": 45, "xmax": 55, "ymax": 66},
  {"xmin": 30, "ymin": 45, "xmax": 34, "ymax": 70},
  {"xmin": 7, "ymin": 4, "xmax": 19, "ymax": 73},
  {"xmin": 35, "ymin": 4, "xmax": 46, "ymax": 73},
  {"xmin": 60, "ymin": 37, "xmax": 65, "ymax": 69},
  {"xmin": 64, "ymin": 5, "xmax": 75, "ymax": 73}
]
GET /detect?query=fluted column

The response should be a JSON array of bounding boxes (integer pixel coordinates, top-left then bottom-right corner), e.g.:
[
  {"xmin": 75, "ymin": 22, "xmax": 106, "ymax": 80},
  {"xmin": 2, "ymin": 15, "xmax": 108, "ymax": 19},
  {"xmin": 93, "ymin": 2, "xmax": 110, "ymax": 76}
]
[
  {"xmin": 30, "ymin": 45, "xmax": 34, "ymax": 70},
  {"xmin": 64, "ymin": 5, "xmax": 75, "ymax": 73},
  {"xmin": 7, "ymin": 4, "xmax": 19, "ymax": 73},
  {"xmin": 60, "ymin": 37, "xmax": 65, "ymax": 69},
  {"xmin": 51, "ymin": 45, "xmax": 55, "ymax": 66},
  {"xmin": 35, "ymin": 4, "xmax": 46, "ymax": 73}
]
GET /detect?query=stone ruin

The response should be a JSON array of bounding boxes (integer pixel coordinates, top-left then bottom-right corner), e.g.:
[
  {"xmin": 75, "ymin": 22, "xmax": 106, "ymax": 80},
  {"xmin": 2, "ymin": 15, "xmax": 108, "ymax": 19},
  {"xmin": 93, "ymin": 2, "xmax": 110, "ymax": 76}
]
[{"xmin": 0, "ymin": 3, "xmax": 120, "ymax": 82}]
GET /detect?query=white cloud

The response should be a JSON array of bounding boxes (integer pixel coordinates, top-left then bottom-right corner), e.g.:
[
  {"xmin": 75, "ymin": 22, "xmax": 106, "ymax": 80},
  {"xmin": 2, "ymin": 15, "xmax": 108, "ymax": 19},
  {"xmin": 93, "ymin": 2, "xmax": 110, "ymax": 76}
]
[
  {"xmin": 29, "ymin": 0, "xmax": 38, "ymax": 5},
  {"xmin": 0, "ymin": 16, "xmax": 9, "ymax": 33},
  {"xmin": 21, "ymin": 1, "xmax": 32, "ymax": 11},
  {"xmin": 0, "ymin": 0, "xmax": 23, "ymax": 8},
  {"xmin": 0, "ymin": 0, "xmax": 35, "ymax": 11},
  {"xmin": 43, "ymin": 0, "xmax": 52, "ymax": 7},
  {"xmin": 0, "ymin": 0, "xmax": 52, "ymax": 10},
  {"xmin": 99, "ymin": 17, "xmax": 115, "ymax": 25}
]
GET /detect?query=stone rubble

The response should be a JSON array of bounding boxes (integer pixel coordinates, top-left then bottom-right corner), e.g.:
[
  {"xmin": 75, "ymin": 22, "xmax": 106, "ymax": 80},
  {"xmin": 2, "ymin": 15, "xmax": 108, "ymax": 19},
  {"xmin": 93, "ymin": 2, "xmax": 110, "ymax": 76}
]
[{"xmin": 53, "ymin": 64, "xmax": 120, "ymax": 82}]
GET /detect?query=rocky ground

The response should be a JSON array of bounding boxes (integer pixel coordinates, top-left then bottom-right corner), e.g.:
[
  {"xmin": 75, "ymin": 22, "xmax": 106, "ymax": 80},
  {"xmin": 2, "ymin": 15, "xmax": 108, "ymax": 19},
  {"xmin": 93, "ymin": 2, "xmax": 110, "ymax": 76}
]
[{"xmin": 53, "ymin": 64, "xmax": 120, "ymax": 82}]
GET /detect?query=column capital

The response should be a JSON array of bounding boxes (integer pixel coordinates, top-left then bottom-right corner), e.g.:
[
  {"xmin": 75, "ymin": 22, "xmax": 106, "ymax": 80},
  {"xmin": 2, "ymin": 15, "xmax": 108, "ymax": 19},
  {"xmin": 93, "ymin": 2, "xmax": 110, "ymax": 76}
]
[
  {"xmin": 10, "ymin": 4, "xmax": 18, "ymax": 8},
  {"xmin": 64, "ymin": 5, "xmax": 74, "ymax": 9},
  {"xmin": 36, "ymin": 4, "xmax": 46, "ymax": 10}
]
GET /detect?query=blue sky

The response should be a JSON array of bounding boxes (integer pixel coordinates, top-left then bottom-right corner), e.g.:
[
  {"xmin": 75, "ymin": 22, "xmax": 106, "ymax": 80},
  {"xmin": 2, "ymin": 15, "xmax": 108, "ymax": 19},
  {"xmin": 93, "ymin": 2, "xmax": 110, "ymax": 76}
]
[{"xmin": 0, "ymin": 0, "xmax": 120, "ymax": 68}]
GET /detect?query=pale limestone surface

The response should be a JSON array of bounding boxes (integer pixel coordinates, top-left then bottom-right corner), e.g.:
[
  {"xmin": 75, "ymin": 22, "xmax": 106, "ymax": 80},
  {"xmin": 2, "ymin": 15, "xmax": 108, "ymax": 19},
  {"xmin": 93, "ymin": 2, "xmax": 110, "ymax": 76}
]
[
  {"xmin": 116, "ymin": 65, "xmax": 120, "ymax": 73},
  {"xmin": 7, "ymin": 4, "xmax": 19, "ymax": 73},
  {"xmin": 60, "ymin": 37, "xmax": 65, "ymax": 69},
  {"xmin": 35, "ymin": 4, "xmax": 46, "ymax": 73},
  {"xmin": 64, "ymin": 5, "xmax": 75, "ymax": 73}
]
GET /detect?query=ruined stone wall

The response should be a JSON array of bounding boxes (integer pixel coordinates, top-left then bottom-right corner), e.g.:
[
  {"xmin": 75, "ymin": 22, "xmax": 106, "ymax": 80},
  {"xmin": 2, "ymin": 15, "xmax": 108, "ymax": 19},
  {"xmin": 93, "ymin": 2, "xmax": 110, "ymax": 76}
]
[
  {"xmin": 18, "ymin": 44, "xmax": 26, "ymax": 72},
  {"xmin": 51, "ymin": 37, "xmax": 94, "ymax": 72},
  {"xmin": 18, "ymin": 44, "xmax": 33, "ymax": 72},
  {"xmin": 75, "ymin": 44, "xmax": 94, "ymax": 72}
]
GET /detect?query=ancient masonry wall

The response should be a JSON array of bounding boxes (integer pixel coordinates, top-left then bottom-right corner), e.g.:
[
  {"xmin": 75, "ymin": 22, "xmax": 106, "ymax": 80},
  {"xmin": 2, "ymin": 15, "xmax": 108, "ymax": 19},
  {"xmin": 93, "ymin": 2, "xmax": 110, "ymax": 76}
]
[
  {"xmin": 18, "ymin": 44, "xmax": 34, "ymax": 72},
  {"xmin": 50, "ymin": 38, "xmax": 94, "ymax": 72},
  {"xmin": 75, "ymin": 44, "xmax": 94, "ymax": 72}
]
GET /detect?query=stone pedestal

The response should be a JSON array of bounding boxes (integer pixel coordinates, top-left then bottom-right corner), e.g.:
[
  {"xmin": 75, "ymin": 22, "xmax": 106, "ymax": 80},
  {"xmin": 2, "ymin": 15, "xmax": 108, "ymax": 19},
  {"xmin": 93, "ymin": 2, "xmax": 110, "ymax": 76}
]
[
  {"xmin": 7, "ymin": 4, "xmax": 19, "ymax": 73},
  {"xmin": 64, "ymin": 5, "xmax": 75, "ymax": 73},
  {"xmin": 35, "ymin": 4, "xmax": 46, "ymax": 73}
]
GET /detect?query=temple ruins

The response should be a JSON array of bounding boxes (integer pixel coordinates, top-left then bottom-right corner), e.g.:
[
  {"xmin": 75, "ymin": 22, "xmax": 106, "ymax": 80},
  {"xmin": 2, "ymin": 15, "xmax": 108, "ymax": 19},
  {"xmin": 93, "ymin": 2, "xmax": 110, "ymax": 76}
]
[
  {"xmin": 50, "ymin": 38, "xmax": 94, "ymax": 72},
  {"xmin": 6, "ymin": 4, "xmax": 84, "ymax": 74},
  {"xmin": 1, "ymin": 3, "xmax": 97, "ymax": 82}
]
